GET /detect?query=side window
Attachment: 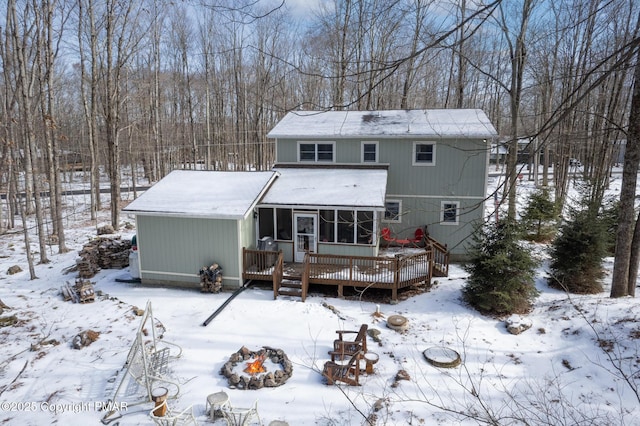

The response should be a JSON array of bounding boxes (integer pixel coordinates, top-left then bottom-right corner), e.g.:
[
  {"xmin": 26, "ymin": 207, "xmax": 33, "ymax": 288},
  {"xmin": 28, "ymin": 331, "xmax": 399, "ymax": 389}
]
[
  {"xmin": 413, "ymin": 142, "xmax": 436, "ymax": 166},
  {"xmin": 299, "ymin": 144, "xmax": 316, "ymax": 161},
  {"xmin": 441, "ymin": 201, "xmax": 459, "ymax": 225},
  {"xmin": 384, "ymin": 200, "xmax": 401, "ymax": 222},
  {"xmin": 298, "ymin": 142, "xmax": 335, "ymax": 162},
  {"xmin": 362, "ymin": 141, "xmax": 378, "ymax": 163}
]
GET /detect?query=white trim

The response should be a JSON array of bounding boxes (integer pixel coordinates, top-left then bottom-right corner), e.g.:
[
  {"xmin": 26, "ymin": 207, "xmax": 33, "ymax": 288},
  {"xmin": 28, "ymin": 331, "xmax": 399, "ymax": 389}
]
[
  {"xmin": 140, "ymin": 269, "xmax": 241, "ymax": 282},
  {"xmin": 441, "ymin": 201, "xmax": 460, "ymax": 225},
  {"xmin": 412, "ymin": 141, "xmax": 436, "ymax": 166},
  {"xmin": 297, "ymin": 141, "xmax": 336, "ymax": 163},
  {"xmin": 386, "ymin": 193, "xmax": 484, "ymax": 200},
  {"xmin": 361, "ymin": 140, "xmax": 379, "ymax": 163}
]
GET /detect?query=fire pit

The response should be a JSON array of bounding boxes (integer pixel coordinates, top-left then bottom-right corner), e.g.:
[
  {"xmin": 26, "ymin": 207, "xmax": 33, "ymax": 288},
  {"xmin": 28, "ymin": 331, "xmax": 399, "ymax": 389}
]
[{"xmin": 220, "ymin": 346, "xmax": 293, "ymax": 390}]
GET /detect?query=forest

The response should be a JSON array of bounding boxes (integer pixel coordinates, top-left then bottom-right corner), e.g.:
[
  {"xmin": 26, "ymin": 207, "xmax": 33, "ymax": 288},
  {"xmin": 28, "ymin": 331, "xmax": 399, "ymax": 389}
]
[{"xmin": 0, "ymin": 0, "xmax": 639, "ymax": 297}]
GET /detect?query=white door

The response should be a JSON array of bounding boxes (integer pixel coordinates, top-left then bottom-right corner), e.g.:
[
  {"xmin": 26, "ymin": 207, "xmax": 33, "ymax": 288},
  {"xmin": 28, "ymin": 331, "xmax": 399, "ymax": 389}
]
[{"xmin": 294, "ymin": 213, "xmax": 317, "ymax": 262}]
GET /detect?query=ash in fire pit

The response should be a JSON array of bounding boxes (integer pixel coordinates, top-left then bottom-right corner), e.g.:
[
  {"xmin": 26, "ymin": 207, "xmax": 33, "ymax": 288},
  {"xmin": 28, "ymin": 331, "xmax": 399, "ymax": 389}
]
[{"xmin": 220, "ymin": 346, "xmax": 293, "ymax": 390}]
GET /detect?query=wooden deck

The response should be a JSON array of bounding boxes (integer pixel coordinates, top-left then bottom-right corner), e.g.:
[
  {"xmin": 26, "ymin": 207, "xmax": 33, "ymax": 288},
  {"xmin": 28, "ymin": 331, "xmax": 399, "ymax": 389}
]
[{"xmin": 242, "ymin": 237, "xmax": 449, "ymax": 302}]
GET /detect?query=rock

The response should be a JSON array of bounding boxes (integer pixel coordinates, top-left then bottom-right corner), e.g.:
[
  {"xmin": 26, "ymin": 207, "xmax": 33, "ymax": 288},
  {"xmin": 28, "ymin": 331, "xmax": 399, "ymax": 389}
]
[
  {"xmin": 7, "ymin": 265, "xmax": 22, "ymax": 275},
  {"xmin": 505, "ymin": 315, "xmax": 533, "ymax": 335},
  {"xmin": 373, "ymin": 398, "xmax": 385, "ymax": 412},
  {"xmin": 97, "ymin": 224, "xmax": 115, "ymax": 235},
  {"xmin": 395, "ymin": 369, "xmax": 411, "ymax": 381},
  {"xmin": 72, "ymin": 329, "xmax": 100, "ymax": 349},
  {"xmin": 368, "ymin": 328, "xmax": 382, "ymax": 343}
]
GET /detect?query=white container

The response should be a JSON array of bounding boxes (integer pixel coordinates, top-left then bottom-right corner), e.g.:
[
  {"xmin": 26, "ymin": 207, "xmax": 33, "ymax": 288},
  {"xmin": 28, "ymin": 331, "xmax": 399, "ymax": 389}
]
[{"xmin": 129, "ymin": 250, "xmax": 140, "ymax": 279}]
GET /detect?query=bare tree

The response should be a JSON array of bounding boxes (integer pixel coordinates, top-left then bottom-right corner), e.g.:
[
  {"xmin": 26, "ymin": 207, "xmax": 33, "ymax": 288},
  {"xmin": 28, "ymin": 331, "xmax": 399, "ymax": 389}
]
[{"xmin": 611, "ymin": 34, "xmax": 640, "ymax": 298}]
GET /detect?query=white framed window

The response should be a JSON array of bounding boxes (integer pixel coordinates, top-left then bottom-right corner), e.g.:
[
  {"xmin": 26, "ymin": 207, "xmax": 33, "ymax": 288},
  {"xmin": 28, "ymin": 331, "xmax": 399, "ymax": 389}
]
[
  {"xmin": 384, "ymin": 200, "xmax": 401, "ymax": 222},
  {"xmin": 298, "ymin": 141, "xmax": 335, "ymax": 162},
  {"xmin": 361, "ymin": 141, "xmax": 378, "ymax": 163},
  {"xmin": 412, "ymin": 141, "xmax": 436, "ymax": 166},
  {"xmin": 441, "ymin": 201, "xmax": 459, "ymax": 225}
]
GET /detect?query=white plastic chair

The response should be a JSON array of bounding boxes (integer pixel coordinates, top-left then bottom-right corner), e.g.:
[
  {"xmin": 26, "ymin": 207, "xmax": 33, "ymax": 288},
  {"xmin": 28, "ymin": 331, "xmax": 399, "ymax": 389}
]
[
  {"xmin": 149, "ymin": 399, "xmax": 197, "ymax": 426},
  {"xmin": 221, "ymin": 400, "xmax": 261, "ymax": 426}
]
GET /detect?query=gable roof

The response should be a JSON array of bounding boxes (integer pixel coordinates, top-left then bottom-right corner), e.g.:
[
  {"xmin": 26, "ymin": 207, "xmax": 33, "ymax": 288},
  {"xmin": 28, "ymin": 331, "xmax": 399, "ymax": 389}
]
[
  {"xmin": 260, "ymin": 167, "xmax": 387, "ymax": 209},
  {"xmin": 123, "ymin": 170, "xmax": 278, "ymax": 220},
  {"xmin": 267, "ymin": 109, "xmax": 498, "ymax": 139}
]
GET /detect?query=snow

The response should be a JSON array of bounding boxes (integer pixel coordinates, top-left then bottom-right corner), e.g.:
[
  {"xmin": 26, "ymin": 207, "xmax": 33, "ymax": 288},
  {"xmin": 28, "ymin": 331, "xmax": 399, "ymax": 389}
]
[
  {"xmin": 1, "ymin": 170, "xmax": 639, "ymax": 425},
  {"xmin": 266, "ymin": 109, "xmax": 498, "ymax": 139},
  {"xmin": 123, "ymin": 170, "xmax": 277, "ymax": 219},
  {"xmin": 262, "ymin": 168, "xmax": 387, "ymax": 208}
]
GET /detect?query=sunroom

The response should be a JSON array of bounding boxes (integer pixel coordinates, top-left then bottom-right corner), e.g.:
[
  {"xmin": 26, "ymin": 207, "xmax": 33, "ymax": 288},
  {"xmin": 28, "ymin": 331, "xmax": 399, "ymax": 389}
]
[{"xmin": 255, "ymin": 166, "xmax": 388, "ymax": 262}]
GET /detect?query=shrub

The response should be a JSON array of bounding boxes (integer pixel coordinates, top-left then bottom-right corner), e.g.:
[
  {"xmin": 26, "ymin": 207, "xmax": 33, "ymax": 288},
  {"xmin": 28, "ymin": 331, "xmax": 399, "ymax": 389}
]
[
  {"xmin": 463, "ymin": 220, "xmax": 539, "ymax": 315},
  {"xmin": 548, "ymin": 208, "xmax": 606, "ymax": 294},
  {"xmin": 520, "ymin": 188, "xmax": 559, "ymax": 242}
]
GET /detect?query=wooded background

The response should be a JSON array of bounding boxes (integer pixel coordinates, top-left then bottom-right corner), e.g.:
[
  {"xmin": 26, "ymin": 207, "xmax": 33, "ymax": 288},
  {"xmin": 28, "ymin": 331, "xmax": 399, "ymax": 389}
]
[{"xmin": 1, "ymin": 0, "xmax": 639, "ymax": 295}]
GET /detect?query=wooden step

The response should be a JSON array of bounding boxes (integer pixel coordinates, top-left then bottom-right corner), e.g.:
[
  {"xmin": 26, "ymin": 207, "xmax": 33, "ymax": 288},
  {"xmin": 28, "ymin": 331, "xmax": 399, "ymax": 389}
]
[
  {"xmin": 278, "ymin": 288, "xmax": 303, "ymax": 297},
  {"xmin": 280, "ymin": 280, "xmax": 302, "ymax": 289},
  {"xmin": 282, "ymin": 275, "xmax": 302, "ymax": 281},
  {"xmin": 278, "ymin": 280, "xmax": 303, "ymax": 298}
]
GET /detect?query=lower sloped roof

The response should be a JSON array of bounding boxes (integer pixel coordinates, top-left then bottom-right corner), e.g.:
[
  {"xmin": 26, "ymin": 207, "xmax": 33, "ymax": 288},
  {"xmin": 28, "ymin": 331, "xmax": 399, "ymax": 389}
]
[
  {"xmin": 123, "ymin": 170, "xmax": 278, "ymax": 220},
  {"xmin": 260, "ymin": 167, "xmax": 387, "ymax": 209}
]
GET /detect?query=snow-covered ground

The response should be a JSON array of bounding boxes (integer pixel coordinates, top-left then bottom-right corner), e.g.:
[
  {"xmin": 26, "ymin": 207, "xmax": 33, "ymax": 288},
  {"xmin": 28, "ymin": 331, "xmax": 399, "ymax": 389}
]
[{"xmin": 0, "ymin": 170, "xmax": 638, "ymax": 425}]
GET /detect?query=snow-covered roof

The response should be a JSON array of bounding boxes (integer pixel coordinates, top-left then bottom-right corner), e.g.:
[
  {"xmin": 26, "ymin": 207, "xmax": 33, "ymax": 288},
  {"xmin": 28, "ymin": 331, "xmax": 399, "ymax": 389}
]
[
  {"xmin": 260, "ymin": 167, "xmax": 387, "ymax": 209},
  {"xmin": 123, "ymin": 170, "xmax": 277, "ymax": 220},
  {"xmin": 267, "ymin": 109, "xmax": 498, "ymax": 139}
]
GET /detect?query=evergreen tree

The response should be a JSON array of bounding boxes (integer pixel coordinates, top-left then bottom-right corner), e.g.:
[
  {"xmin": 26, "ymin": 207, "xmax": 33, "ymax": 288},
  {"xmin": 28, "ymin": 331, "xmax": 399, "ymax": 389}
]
[
  {"xmin": 463, "ymin": 220, "xmax": 539, "ymax": 315},
  {"xmin": 548, "ymin": 203, "xmax": 607, "ymax": 294},
  {"xmin": 520, "ymin": 188, "xmax": 558, "ymax": 242}
]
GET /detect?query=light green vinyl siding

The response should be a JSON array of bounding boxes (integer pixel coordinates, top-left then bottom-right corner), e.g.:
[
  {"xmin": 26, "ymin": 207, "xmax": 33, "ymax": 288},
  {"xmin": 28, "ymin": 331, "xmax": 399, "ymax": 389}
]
[
  {"xmin": 381, "ymin": 138, "xmax": 487, "ymax": 197},
  {"xmin": 137, "ymin": 215, "xmax": 242, "ymax": 287}
]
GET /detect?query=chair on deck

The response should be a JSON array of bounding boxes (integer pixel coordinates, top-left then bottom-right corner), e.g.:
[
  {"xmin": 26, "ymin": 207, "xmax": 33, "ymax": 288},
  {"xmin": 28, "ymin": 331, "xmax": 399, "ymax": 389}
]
[
  {"xmin": 149, "ymin": 400, "xmax": 197, "ymax": 426},
  {"xmin": 381, "ymin": 227, "xmax": 410, "ymax": 247},
  {"xmin": 322, "ymin": 350, "xmax": 363, "ymax": 386},
  {"xmin": 409, "ymin": 228, "xmax": 425, "ymax": 246},
  {"xmin": 329, "ymin": 324, "xmax": 368, "ymax": 362}
]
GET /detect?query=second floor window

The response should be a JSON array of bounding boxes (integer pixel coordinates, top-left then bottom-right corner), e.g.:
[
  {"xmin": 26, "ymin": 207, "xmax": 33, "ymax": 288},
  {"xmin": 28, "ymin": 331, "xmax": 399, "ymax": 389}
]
[
  {"xmin": 299, "ymin": 142, "xmax": 334, "ymax": 162},
  {"xmin": 384, "ymin": 200, "xmax": 401, "ymax": 222},
  {"xmin": 362, "ymin": 141, "xmax": 378, "ymax": 163},
  {"xmin": 413, "ymin": 142, "xmax": 435, "ymax": 165}
]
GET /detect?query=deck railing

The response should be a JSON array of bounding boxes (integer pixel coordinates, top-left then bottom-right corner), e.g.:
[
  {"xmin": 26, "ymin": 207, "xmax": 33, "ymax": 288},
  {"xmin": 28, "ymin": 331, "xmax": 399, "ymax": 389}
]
[
  {"xmin": 427, "ymin": 237, "xmax": 449, "ymax": 277},
  {"xmin": 242, "ymin": 248, "xmax": 283, "ymax": 282},
  {"xmin": 243, "ymin": 245, "xmax": 445, "ymax": 301}
]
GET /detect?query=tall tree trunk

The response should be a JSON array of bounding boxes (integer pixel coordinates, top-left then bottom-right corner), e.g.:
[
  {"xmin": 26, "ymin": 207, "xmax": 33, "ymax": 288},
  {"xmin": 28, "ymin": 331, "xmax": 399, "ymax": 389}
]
[
  {"xmin": 37, "ymin": 0, "xmax": 68, "ymax": 253},
  {"xmin": 611, "ymin": 44, "xmax": 640, "ymax": 298}
]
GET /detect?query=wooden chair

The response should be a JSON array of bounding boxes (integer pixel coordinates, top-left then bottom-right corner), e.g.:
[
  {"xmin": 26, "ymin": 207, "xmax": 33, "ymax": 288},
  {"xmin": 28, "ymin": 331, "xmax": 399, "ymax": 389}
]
[
  {"xmin": 149, "ymin": 400, "xmax": 197, "ymax": 426},
  {"xmin": 322, "ymin": 351, "xmax": 362, "ymax": 386},
  {"xmin": 330, "ymin": 324, "xmax": 368, "ymax": 361}
]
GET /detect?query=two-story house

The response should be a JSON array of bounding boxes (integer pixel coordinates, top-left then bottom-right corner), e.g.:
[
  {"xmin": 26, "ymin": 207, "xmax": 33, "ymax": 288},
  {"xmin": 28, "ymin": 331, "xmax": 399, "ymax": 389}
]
[
  {"xmin": 262, "ymin": 109, "xmax": 497, "ymax": 262},
  {"xmin": 124, "ymin": 109, "xmax": 497, "ymax": 294}
]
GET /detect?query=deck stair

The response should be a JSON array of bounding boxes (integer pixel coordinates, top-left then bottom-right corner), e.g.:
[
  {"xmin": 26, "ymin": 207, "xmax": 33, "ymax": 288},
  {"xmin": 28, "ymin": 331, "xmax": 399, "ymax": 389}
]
[{"xmin": 277, "ymin": 279, "xmax": 303, "ymax": 298}]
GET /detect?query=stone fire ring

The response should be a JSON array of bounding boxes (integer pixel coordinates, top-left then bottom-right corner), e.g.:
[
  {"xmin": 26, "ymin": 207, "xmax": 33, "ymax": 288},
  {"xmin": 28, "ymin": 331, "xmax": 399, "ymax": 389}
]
[{"xmin": 220, "ymin": 346, "xmax": 293, "ymax": 390}]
